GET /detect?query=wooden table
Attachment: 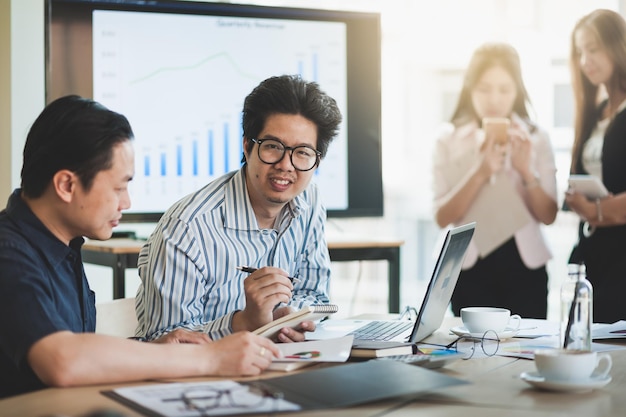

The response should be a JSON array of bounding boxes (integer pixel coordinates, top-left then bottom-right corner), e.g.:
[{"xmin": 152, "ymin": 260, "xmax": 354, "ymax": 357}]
[
  {"xmin": 82, "ymin": 239, "xmax": 142, "ymax": 302},
  {"xmin": 2, "ymin": 319, "xmax": 626, "ymax": 417},
  {"xmin": 82, "ymin": 236, "xmax": 405, "ymax": 312}
]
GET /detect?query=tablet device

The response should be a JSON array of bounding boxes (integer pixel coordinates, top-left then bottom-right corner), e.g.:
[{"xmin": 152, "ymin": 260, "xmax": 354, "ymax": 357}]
[{"xmin": 568, "ymin": 175, "xmax": 609, "ymax": 199}]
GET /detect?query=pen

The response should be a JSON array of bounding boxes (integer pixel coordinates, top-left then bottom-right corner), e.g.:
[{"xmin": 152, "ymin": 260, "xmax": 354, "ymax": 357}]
[{"xmin": 236, "ymin": 266, "xmax": 301, "ymax": 283}]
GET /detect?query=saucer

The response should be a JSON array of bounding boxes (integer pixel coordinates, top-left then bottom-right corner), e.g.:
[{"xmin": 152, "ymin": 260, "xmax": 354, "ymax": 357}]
[
  {"xmin": 450, "ymin": 326, "xmax": 519, "ymax": 340},
  {"xmin": 520, "ymin": 371, "xmax": 611, "ymax": 393}
]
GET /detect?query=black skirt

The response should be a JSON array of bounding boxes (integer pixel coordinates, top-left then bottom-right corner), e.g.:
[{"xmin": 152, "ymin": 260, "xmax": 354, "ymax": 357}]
[
  {"xmin": 570, "ymin": 222, "xmax": 626, "ymax": 324},
  {"xmin": 451, "ymin": 237, "xmax": 548, "ymax": 319}
]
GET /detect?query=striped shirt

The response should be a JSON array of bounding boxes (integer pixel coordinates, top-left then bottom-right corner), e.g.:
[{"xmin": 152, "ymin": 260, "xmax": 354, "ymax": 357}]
[{"xmin": 134, "ymin": 168, "xmax": 331, "ymax": 340}]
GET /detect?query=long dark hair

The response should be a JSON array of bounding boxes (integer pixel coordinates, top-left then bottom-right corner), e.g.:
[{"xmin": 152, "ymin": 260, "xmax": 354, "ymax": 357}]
[
  {"xmin": 450, "ymin": 42, "xmax": 535, "ymax": 129},
  {"xmin": 569, "ymin": 9, "xmax": 626, "ymax": 174}
]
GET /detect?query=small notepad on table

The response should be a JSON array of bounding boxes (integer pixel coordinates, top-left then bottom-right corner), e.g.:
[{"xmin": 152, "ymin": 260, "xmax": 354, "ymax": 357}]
[{"xmin": 253, "ymin": 304, "xmax": 338, "ymax": 339}]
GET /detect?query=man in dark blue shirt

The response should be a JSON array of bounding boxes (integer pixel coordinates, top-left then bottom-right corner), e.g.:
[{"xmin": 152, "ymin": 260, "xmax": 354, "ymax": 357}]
[
  {"xmin": 0, "ymin": 189, "xmax": 97, "ymax": 396},
  {"xmin": 0, "ymin": 95, "xmax": 279, "ymax": 398}
]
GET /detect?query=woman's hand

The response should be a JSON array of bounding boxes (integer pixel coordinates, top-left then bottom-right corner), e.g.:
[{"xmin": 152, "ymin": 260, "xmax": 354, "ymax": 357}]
[
  {"xmin": 509, "ymin": 126, "xmax": 533, "ymax": 177},
  {"xmin": 478, "ymin": 134, "xmax": 506, "ymax": 179},
  {"xmin": 564, "ymin": 191, "xmax": 596, "ymax": 222}
]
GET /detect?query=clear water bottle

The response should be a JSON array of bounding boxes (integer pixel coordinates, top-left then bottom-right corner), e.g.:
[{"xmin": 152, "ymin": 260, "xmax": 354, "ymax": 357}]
[{"xmin": 560, "ymin": 263, "xmax": 593, "ymax": 351}]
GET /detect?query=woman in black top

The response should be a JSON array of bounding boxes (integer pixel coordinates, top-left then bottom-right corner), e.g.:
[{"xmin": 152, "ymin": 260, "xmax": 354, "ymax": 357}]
[{"xmin": 566, "ymin": 9, "xmax": 626, "ymax": 323}]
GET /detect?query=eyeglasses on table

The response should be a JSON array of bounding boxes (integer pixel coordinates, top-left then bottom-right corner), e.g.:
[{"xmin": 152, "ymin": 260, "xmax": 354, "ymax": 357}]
[{"xmin": 429, "ymin": 329, "xmax": 502, "ymax": 359}]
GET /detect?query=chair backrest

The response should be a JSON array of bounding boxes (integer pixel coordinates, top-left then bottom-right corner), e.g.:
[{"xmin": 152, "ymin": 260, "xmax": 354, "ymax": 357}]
[{"xmin": 95, "ymin": 297, "xmax": 138, "ymax": 338}]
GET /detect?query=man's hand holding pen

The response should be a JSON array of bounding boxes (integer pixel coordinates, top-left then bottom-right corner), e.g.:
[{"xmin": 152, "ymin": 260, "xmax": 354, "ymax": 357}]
[
  {"xmin": 236, "ymin": 265, "xmax": 301, "ymax": 283},
  {"xmin": 231, "ymin": 266, "xmax": 313, "ymax": 342}
]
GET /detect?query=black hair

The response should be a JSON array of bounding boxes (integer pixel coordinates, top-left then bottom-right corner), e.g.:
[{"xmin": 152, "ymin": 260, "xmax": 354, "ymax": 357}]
[
  {"xmin": 569, "ymin": 9, "xmax": 626, "ymax": 174},
  {"xmin": 21, "ymin": 95, "xmax": 134, "ymax": 198},
  {"xmin": 241, "ymin": 74, "xmax": 342, "ymax": 163},
  {"xmin": 449, "ymin": 42, "xmax": 535, "ymax": 129}
]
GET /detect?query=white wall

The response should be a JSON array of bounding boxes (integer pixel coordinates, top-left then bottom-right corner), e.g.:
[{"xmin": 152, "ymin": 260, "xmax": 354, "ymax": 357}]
[
  {"xmin": 1, "ymin": 0, "xmax": 45, "ymax": 202},
  {"xmin": 0, "ymin": 1, "xmax": 10, "ymax": 199}
]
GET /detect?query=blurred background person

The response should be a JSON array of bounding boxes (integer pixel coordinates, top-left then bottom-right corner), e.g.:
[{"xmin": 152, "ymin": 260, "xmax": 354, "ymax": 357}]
[
  {"xmin": 565, "ymin": 9, "xmax": 626, "ymax": 324},
  {"xmin": 432, "ymin": 42, "xmax": 558, "ymax": 319}
]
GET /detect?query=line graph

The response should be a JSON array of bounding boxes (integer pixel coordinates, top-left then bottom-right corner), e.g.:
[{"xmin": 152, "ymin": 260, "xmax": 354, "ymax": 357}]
[{"xmin": 129, "ymin": 51, "xmax": 260, "ymax": 86}]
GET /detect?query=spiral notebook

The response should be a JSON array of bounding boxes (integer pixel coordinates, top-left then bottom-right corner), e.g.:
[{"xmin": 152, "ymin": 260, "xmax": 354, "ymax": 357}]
[{"xmin": 253, "ymin": 304, "xmax": 338, "ymax": 339}]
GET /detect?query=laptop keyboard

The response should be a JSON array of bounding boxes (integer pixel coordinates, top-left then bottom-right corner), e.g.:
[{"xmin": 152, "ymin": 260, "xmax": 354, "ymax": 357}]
[{"xmin": 349, "ymin": 320, "xmax": 413, "ymax": 341}]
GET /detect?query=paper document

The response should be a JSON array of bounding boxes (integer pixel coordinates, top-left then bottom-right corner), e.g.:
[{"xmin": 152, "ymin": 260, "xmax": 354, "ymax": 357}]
[
  {"xmin": 268, "ymin": 336, "xmax": 353, "ymax": 371},
  {"xmin": 496, "ymin": 336, "xmax": 559, "ymax": 359},
  {"xmin": 592, "ymin": 321, "xmax": 626, "ymax": 340},
  {"xmin": 515, "ymin": 319, "xmax": 559, "ymax": 338},
  {"xmin": 496, "ymin": 336, "xmax": 625, "ymax": 360},
  {"xmin": 104, "ymin": 380, "xmax": 301, "ymax": 416},
  {"xmin": 275, "ymin": 335, "xmax": 353, "ymax": 363}
]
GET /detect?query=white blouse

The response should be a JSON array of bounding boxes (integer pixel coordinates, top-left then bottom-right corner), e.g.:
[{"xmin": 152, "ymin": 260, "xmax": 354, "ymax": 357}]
[{"xmin": 432, "ymin": 115, "xmax": 558, "ymax": 269}]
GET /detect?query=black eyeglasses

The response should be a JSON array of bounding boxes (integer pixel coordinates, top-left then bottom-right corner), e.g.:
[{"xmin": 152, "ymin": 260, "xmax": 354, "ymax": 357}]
[
  {"xmin": 163, "ymin": 384, "xmax": 287, "ymax": 416},
  {"xmin": 251, "ymin": 138, "xmax": 321, "ymax": 171},
  {"xmin": 444, "ymin": 330, "xmax": 501, "ymax": 359}
]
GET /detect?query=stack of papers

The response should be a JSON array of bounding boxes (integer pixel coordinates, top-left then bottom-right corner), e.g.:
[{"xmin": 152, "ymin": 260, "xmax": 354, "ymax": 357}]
[
  {"xmin": 592, "ymin": 321, "xmax": 626, "ymax": 340},
  {"xmin": 492, "ymin": 320, "xmax": 626, "ymax": 360},
  {"xmin": 515, "ymin": 319, "xmax": 559, "ymax": 338}
]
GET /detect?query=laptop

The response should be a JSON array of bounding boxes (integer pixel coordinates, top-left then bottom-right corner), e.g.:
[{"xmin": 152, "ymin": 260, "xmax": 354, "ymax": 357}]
[{"xmin": 309, "ymin": 222, "xmax": 475, "ymax": 347}]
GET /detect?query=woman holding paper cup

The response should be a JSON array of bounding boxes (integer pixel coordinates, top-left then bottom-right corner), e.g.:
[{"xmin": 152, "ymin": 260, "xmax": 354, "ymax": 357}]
[
  {"xmin": 566, "ymin": 9, "xmax": 626, "ymax": 323},
  {"xmin": 432, "ymin": 42, "xmax": 558, "ymax": 319}
]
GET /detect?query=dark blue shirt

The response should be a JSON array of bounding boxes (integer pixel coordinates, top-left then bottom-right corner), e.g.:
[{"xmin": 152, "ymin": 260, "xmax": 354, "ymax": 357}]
[{"xmin": 0, "ymin": 189, "xmax": 96, "ymax": 398}]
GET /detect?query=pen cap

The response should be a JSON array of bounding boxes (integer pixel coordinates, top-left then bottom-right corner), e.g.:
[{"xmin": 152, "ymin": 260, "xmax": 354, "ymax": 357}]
[{"xmin": 560, "ymin": 263, "xmax": 593, "ymax": 351}]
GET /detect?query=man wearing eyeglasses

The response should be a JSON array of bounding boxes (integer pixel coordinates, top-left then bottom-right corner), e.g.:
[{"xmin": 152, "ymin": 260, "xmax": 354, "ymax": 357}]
[{"xmin": 135, "ymin": 75, "xmax": 342, "ymax": 343}]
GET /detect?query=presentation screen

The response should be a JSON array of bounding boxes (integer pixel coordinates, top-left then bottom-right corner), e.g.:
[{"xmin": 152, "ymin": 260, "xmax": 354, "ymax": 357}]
[{"xmin": 46, "ymin": 0, "xmax": 382, "ymax": 220}]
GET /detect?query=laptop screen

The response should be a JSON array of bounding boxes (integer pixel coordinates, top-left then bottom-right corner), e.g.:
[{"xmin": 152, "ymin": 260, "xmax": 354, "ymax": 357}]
[{"xmin": 409, "ymin": 222, "xmax": 475, "ymax": 342}]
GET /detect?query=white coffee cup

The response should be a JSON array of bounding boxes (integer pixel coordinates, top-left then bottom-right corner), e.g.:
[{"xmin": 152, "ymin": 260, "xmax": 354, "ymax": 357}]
[
  {"xmin": 534, "ymin": 349, "xmax": 612, "ymax": 381},
  {"xmin": 460, "ymin": 307, "xmax": 521, "ymax": 334}
]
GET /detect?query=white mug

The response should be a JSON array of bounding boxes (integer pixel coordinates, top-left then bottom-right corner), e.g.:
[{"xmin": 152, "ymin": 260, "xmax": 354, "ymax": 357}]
[
  {"xmin": 534, "ymin": 349, "xmax": 612, "ymax": 381},
  {"xmin": 460, "ymin": 307, "xmax": 521, "ymax": 334}
]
